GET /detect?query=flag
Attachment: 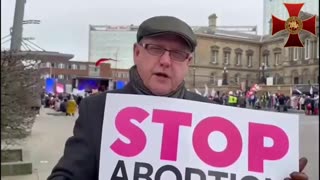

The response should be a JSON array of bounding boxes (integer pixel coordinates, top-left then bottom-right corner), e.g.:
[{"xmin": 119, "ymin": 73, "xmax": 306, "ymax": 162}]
[
  {"xmin": 254, "ymin": 84, "xmax": 261, "ymax": 91},
  {"xmin": 195, "ymin": 89, "xmax": 202, "ymax": 95},
  {"xmin": 211, "ymin": 88, "xmax": 216, "ymax": 97},
  {"xmin": 310, "ymin": 86, "xmax": 313, "ymax": 95},
  {"xmin": 295, "ymin": 88, "xmax": 302, "ymax": 94},
  {"xmin": 203, "ymin": 84, "xmax": 209, "ymax": 97},
  {"xmin": 95, "ymin": 58, "xmax": 117, "ymax": 66}
]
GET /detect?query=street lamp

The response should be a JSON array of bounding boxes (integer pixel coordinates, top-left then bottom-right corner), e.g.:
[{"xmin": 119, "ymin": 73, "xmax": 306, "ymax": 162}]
[
  {"xmin": 259, "ymin": 63, "xmax": 267, "ymax": 84},
  {"xmin": 193, "ymin": 67, "xmax": 196, "ymax": 87},
  {"xmin": 222, "ymin": 66, "xmax": 228, "ymax": 85}
]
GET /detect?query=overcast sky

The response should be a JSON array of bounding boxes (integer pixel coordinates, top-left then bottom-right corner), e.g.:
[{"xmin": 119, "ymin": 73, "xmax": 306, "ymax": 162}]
[{"xmin": 2, "ymin": 0, "xmax": 264, "ymax": 61}]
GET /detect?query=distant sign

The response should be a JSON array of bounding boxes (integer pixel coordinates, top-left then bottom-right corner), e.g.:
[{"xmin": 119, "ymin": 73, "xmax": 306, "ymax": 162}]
[{"xmin": 106, "ymin": 26, "xmax": 131, "ymax": 31}]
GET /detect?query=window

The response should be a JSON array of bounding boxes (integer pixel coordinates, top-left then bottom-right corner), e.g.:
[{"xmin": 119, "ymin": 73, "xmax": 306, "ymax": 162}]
[
  {"xmin": 293, "ymin": 48, "xmax": 299, "ymax": 61},
  {"xmin": 58, "ymin": 74, "xmax": 64, "ymax": 79},
  {"xmin": 247, "ymin": 55, "xmax": 252, "ymax": 67},
  {"xmin": 234, "ymin": 74, "xmax": 240, "ymax": 84},
  {"xmin": 45, "ymin": 62, "xmax": 50, "ymax": 68},
  {"xmin": 236, "ymin": 54, "xmax": 241, "ymax": 65},
  {"xmin": 274, "ymin": 53, "xmax": 280, "ymax": 65},
  {"xmin": 79, "ymin": 64, "xmax": 87, "ymax": 70},
  {"xmin": 211, "ymin": 51, "xmax": 218, "ymax": 63},
  {"xmin": 42, "ymin": 73, "xmax": 50, "ymax": 79},
  {"xmin": 223, "ymin": 52, "xmax": 230, "ymax": 65},
  {"xmin": 51, "ymin": 63, "xmax": 55, "ymax": 68},
  {"xmin": 71, "ymin": 64, "xmax": 78, "ymax": 70},
  {"xmin": 304, "ymin": 39, "xmax": 311, "ymax": 59},
  {"xmin": 246, "ymin": 49, "xmax": 253, "ymax": 67},
  {"xmin": 263, "ymin": 55, "xmax": 269, "ymax": 66},
  {"xmin": 58, "ymin": 63, "xmax": 65, "ymax": 69},
  {"xmin": 52, "ymin": 74, "xmax": 58, "ymax": 78}
]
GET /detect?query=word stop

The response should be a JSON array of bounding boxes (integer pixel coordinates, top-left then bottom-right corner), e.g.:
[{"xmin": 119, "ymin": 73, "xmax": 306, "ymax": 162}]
[{"xmin": 110, "ymin": 107, "xmax": 289, "ymax": 173}]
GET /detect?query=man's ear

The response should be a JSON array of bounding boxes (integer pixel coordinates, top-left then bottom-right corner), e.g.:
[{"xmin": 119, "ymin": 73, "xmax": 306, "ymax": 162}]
[
  {"xmin": 133, "ymin": 43, "xmax": 140, "ymax": 57},
  {"xmin": 187, "ymin": 55, "xmax": 193, "ymax": 66}
]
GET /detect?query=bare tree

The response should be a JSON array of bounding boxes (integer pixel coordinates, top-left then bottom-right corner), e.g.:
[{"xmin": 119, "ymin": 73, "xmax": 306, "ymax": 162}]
[{"xmin": 1, "ymin": 50, "xmax": 42, "ymax": 146}]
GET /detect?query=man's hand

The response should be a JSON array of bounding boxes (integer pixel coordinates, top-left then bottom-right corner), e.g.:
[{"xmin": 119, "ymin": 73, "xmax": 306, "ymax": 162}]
[{"xmin": 284, "ymin": 157, "xmax": 308, "ymax": 180}]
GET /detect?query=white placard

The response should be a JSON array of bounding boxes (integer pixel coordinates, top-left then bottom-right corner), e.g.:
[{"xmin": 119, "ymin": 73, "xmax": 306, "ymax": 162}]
[
  {"xmin": 266, "ymin": 77, "xmax": 274, "ymax": 86},
  {"xmin": 99, "ymin": 94, "xmax": 299, "ymax": 180},
  {"xmin": 65, "ymin": 84, "xmax": 72, "ymax": 94}
]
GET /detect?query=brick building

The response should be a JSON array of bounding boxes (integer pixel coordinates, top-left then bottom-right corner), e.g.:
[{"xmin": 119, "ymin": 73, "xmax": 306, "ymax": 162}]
[{"xmin": 38, "ymin": 58, "xmax": 129, "ymax": 92}]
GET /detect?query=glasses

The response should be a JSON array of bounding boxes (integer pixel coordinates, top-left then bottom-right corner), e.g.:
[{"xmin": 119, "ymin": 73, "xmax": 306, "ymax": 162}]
[{"xmin": 139, "ymin": 43, "xmax": 191, "ymax": 62}]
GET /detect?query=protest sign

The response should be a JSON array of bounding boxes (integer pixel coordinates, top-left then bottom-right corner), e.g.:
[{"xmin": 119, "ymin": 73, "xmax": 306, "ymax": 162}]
[{"xmin": 99, "ymin": 94, "xmax": 299, "ymax": 180}]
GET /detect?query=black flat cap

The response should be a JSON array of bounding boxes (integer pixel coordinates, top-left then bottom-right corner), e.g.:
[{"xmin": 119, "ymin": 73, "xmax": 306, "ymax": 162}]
[{"xmin": 137, "ymin": 16, "xmax": 197, "ymax": 52}]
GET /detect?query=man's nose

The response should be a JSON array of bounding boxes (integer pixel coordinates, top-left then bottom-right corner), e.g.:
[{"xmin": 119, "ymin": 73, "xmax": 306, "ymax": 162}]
[{"xmin": 159, "ymin": 51, "xmax": 172, "ymax": 67}]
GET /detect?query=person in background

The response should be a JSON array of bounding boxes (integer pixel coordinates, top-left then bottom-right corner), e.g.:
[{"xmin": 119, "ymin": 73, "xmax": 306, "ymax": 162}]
[
  {"xmin": 54, "ymin": 98, "xmax": 61, "ymax": 112},
  {"xmin": 66, "ymin": 96, "xmax": 77, "ymax": 116},
  {"xmin": 60, "ymin": 99, "xmax": 67, "ymax": 114}
]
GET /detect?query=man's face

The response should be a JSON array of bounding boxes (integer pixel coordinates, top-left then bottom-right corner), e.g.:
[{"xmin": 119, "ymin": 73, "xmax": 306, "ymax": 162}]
[{"xmin": 133, "ymin": 34, "xmax": 192, "ymax": 96}]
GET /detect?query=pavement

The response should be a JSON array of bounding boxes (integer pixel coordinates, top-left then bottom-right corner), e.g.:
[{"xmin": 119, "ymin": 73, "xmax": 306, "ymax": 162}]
[
  {"xmin": 2, "ymin": 108, "xmax": 76, "ymax": 180},
  {"xmin": 1, "ymin": 107, "xmax": 319, "ymax": 180}
]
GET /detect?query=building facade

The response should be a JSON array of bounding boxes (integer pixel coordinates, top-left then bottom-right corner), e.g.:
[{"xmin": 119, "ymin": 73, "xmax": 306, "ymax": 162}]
[
  {"xmin": 37, "ymin": 59, "xmax": 129, "ymax": 91},
  {"xmin": 263, "ymin": 0, "xmax": 319, "ymax": 35},
  {"xmin": 186, "ymin": 13, "xmax": 319, "ymax": 90},
  {"xmin": 88, "ymin": 25, "xmax": 138, "ymax": 69}
]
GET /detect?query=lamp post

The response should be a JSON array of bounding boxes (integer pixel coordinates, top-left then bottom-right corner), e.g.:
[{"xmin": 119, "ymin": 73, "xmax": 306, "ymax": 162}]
[
  {"xmin": 193, "ymin": 67, "xmax": 196, "ymax": 87},
  {"xmin": 259, "ymin": 63, "xmax": 267, "ymax": 84},
  {"xmin": 222, "ymin": 66, "xmax": 228, "ymax": 85}
]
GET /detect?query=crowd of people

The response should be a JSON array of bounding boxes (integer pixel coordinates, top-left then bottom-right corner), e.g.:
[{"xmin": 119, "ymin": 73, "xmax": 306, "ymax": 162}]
[
  {"xmin": 41, "ymin": 93, "xmax": 84, "ymax": 116},
  {"xmin": 40, "ymin": 88, "xmax": 319, "ymax": 116},
  {"xmin": 207, "ymin": 90, "xmax": 319, "ymax": 115}
]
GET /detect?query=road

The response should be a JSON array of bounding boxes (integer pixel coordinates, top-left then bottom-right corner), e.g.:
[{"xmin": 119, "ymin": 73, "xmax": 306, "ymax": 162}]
[{"xmin": 1, "ymin": 107, "xmax": 319, "ymax": 180}]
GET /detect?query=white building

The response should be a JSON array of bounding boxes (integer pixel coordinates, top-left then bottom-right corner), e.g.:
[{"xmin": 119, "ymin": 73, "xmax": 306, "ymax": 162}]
[
  {"xmin": 88, "ymin": 25, "xmax": 138, "ymax": 69},
  {"xmin": 263, "ymin": 0, "xmax": 319, "ymax": 35}
]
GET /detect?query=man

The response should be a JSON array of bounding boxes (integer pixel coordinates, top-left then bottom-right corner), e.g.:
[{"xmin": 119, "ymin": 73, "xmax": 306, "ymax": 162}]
[{"xmin": 48, "ymin": 16, "xmax": 308, "ymax": 180}]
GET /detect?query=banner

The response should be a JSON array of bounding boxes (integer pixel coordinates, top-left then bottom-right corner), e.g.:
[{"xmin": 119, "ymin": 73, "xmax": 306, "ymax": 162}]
[
  {"xmin": 99, "ymin": 94, "xmax": 299, "ymax": 180},
  {"xmin": 45, "ymin": 78, "xmax": 55, "ymax": 94}
]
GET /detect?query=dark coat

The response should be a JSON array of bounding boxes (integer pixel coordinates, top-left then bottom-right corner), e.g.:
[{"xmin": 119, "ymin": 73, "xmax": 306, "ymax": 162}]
[{"xmin": 48, "ymin": 82, "xmax": 211, "ymax": 180}]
